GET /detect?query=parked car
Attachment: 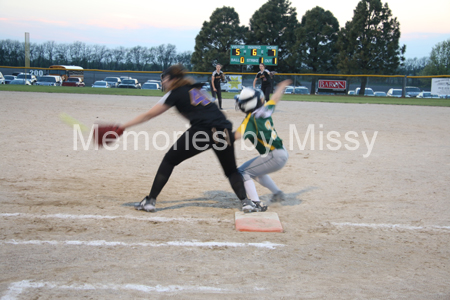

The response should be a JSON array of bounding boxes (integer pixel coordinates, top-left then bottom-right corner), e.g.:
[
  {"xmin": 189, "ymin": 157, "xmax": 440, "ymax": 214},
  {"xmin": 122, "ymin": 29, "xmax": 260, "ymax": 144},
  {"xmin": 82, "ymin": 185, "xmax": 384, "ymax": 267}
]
[
  {"xmin": 16, "ymin": 73, "xmax": 37, "ymax": 85},
  {"xmin": 9, "ymin": 79, "xmax": 32, "ymax": 85},
  {"xmin": 348, "ymin": 90, "xmax": 355, "ymax": 95},
  {"xmin": 4, "ymin": 75, "xmax": 16, "ymax": 84},
  {"xmin": 62, "ymin": 77, "xmax": 85, "ymax": 87},
  {"xmin": 284, "ymin": 86, "xmax": 295, "ymax": 94},
  {"xmin": 374, "ymin": 91, "xmax": 387, "ymax": 97},
  {"xmin": 146, "ymin": 79, "xmax": 162, "ymax": 84},
  {"xmin": 417, "ymin": 91, "xmax": 439, "ymax": 99},
  {"xmin": 119, "ymin": 76, "xmax": 132, "ymax": 81},
  {"xmin": 293, "ymin": 86, "xmax": 309, "ymax": 95},
  {"xmin": 92, "ymin": 81, "xmax": 110, "ymax": 88},
  {"xmin": 35, "ymin": 75, "xmax": 63, "ymax": 86},
  {"xmin": 405, "ymin": 86, "xmax": 421, "ymax": 98},
  {"xmin": 104, "ymin": 77, "xmax": 121, "ymax": 88},
  {"xmin": 201, "ymin": 83, "xmax": 211, "ymax": 91},
  {"xmin": 355, "ymin": 87, "xmax": 375, "ymax": 96},
  {"xmin": 387, "ymin": 88, "xmax": 403, "ymax": 97},
  {"xmin": 0, "ymin": 72, "xmax": 4, "ymax": 84},
  {"xmin": 142, "ymin": 82, "xmax": 160, "ymax": 90},
  {"xmin": 118, "ymin": 79, "xmax": 141, "ymax": 89}
]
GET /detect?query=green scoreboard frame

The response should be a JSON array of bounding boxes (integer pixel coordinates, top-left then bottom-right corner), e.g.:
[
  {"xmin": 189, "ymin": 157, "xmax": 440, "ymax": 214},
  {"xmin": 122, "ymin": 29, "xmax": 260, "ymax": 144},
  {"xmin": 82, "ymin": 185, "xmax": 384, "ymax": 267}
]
[{"xmin": 230, "ymin": 45, "xmax": 278, "ymax": 66}]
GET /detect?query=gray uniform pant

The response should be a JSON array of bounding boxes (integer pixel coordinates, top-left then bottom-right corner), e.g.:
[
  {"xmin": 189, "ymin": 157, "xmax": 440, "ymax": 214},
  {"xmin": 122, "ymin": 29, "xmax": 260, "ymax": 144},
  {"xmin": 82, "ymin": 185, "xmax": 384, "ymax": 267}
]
[{"xmin": 238, "ymin": 147, "xmax": 289, "ymax": 194}]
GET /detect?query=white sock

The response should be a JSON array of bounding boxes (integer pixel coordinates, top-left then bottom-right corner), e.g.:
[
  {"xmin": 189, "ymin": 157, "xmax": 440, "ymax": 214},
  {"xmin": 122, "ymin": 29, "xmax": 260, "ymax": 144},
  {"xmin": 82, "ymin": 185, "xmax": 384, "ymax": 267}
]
[{"xmin": 244, "ymin": 180, "xmax": 260, "ymax": 202}]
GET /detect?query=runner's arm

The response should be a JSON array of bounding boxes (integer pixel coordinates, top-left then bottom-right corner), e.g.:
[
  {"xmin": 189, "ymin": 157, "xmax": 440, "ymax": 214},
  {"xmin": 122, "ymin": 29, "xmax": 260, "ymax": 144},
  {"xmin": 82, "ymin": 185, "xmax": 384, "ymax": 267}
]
[{"xmin": 271, "ymin": 80, "xmax": 292, "ymax": 104}]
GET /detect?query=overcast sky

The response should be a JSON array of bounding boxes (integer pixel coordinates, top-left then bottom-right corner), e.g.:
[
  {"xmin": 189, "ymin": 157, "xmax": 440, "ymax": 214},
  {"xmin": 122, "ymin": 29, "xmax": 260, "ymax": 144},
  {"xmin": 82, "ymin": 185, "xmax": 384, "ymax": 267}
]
[{"xmin": 1, "ymin": 0, "xmax": 449, "ymax": 60}]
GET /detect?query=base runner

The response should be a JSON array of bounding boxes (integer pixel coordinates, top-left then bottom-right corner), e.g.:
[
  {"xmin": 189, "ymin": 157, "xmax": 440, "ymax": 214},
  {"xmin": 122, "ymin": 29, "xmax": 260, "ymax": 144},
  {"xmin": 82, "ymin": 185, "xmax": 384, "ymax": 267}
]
[{"xmin": 235, "ymin": 80, "xmax": 292, "ymax": 208}]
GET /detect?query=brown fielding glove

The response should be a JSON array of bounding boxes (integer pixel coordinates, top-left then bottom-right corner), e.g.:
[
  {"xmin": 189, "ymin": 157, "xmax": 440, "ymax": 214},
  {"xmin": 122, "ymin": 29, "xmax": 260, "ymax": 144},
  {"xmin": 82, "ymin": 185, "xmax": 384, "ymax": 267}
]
[{"xmin": 94, "ymin": 124, "xmax": 124, "ymax": 147}]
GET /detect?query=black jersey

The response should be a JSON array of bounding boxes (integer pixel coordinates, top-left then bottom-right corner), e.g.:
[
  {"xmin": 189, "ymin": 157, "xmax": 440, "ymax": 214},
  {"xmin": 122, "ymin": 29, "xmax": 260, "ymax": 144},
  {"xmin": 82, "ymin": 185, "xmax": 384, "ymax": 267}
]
[
  {"xmin": 212, "ymin": 70, "xmax": 224, "ymax": 87},
  {"xmin": 255, "ymin": 69, "xmax": 272, "ymax": 87},
  {"xmin": 159, "ymin": 84, "xmax": 232, "ymax": 129}
]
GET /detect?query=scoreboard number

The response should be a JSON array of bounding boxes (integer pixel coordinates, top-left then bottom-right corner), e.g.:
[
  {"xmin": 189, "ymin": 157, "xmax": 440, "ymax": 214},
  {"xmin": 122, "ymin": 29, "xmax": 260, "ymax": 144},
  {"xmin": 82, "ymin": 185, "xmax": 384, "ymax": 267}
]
[{"xmin": 230, "ymin": 45, "xmax": 278, "ymax": 66}]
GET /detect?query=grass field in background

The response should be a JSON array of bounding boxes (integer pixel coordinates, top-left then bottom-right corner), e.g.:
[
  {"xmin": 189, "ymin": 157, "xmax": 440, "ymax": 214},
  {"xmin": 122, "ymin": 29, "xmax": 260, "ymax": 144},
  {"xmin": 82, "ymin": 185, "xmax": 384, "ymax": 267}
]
[{"xmin": 1, "ymin": 85, "xmax": 450, "ymax": 107}]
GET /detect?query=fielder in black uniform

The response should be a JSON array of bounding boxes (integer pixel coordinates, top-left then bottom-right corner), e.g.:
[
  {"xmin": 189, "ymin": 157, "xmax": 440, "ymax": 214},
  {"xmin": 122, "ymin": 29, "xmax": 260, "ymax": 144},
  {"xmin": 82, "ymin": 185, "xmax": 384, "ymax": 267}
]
[
  {"xmin": 211, "ymin": 64, "xmax": 225, "ymax": 109},
  {"xmin": 118, "ymin": 64, "xmax": 259, "ymax": 213},
  {"xmin": 253, "ymin": 63, "xmax": 273, "ymax": 102}
]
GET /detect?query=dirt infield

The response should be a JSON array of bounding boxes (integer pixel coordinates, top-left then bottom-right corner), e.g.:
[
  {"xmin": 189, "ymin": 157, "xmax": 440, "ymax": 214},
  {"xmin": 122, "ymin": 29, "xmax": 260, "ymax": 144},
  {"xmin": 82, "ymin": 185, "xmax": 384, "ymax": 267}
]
[{"xmin": 1, "ymin": 91, "xmax": 449, "ymax": 299}]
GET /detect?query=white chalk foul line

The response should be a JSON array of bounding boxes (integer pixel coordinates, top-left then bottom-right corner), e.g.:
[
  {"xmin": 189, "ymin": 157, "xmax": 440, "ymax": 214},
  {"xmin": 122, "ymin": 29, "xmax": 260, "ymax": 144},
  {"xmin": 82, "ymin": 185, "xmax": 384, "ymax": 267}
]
[
  {"xmin": 331, "ymin": 222, "xmax": 450, "ymax": 232},
  {"xmin": 1, "ymin": 280, "xmax": 238, "ymax": 300},
  {"xmin": 0, "ymin": 213, "xmax": 231, "ymax": 223},
  {"xmin": 2, "ymin": 239, "xmax": 284, "ymax": 249}
]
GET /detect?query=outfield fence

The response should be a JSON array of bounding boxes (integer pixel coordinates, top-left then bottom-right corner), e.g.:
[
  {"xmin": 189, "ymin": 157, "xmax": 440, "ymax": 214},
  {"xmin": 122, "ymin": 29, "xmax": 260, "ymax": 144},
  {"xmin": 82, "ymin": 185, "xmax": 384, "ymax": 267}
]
[{"xmin": 1, "ymin": 66, "xmax": 449, "ymax": 97}]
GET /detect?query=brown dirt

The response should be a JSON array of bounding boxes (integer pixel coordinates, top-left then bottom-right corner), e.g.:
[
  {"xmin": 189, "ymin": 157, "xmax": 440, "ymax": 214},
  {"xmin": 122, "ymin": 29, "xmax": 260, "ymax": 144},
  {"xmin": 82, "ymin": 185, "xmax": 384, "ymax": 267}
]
[{"xmin": 0, "ymin": 91, "xmax": 449, "ymax": 299}]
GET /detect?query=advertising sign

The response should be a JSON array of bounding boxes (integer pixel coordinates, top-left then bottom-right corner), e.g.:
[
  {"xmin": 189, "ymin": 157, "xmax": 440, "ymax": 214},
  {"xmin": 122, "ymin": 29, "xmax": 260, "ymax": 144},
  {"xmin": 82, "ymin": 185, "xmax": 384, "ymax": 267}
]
[
  {"xmin": 221, "ymin": 75, "xmax": 242, "ymax": 92},
  {"xmin": 317, "ymin": 79, "xmax": 347, "ymax": 94},
  {"xmin": 431, "ymin": 78, "xmax": 450, "ymax": 96}
]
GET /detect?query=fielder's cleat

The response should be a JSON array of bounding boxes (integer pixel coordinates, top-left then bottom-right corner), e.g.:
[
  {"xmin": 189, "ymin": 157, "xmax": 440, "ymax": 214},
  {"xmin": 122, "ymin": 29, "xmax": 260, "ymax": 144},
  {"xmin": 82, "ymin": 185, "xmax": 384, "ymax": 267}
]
[
  {"xmin": 241, "ymin": 198, "xmax": 258, "ymax": 213},
  {"xmin": 253, "ymin": 201, "xmax": 268, "ymax": 212},
  {"xmin": 271, "ymin": 191, "xmax": 286, "ymax": 203},
  {"xmin": 135, "ymin": 196, "xmax": 156, "ymax": 212}
]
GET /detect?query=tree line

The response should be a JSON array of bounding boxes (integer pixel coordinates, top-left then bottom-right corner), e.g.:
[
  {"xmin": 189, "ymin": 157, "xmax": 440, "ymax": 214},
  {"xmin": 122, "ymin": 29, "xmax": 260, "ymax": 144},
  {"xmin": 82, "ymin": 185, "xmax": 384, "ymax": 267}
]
[{"xmin": 0, "ymin": 40, "xmax": 193, "ymax": 71}]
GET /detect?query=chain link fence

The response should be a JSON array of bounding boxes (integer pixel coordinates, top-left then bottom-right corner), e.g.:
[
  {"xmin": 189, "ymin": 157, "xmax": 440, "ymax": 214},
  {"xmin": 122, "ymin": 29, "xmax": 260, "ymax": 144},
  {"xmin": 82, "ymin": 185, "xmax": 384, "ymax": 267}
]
[{"xmin": 1, "ymin": 66, "xmax": 449, "ymax": 97}]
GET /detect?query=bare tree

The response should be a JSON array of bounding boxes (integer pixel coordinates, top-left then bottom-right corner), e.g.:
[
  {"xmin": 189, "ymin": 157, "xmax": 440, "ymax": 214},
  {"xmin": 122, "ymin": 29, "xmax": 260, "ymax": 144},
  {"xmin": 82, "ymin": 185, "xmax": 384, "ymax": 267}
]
[
  {"xmin": 91, "ymin": 44, "xmax": 109, "ymax": 68},
  {"xmin": 55, "ymin": 43, "xmax": 71, "ymax": 64},
  {"xmin": 110, "ymin": 46, "xmax": 127, "ymax": 70},
  {"xmin": 43, "ymin": 41, "xmax": 57, "ymax": 65},
  {"xmin": 142, "ymin": 47, "xmax": 156, "ymax": 70},
  {"xmin": 154, "ymin": 44, "xmax": 177, "ymax": 70}
]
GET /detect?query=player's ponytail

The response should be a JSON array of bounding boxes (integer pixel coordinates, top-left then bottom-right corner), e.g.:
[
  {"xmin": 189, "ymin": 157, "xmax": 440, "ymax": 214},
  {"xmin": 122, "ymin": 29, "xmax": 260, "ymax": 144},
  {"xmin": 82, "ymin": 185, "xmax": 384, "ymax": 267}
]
[{"xmin": 162, "ymin": 64, "xmax": 195, "ymax": 92}]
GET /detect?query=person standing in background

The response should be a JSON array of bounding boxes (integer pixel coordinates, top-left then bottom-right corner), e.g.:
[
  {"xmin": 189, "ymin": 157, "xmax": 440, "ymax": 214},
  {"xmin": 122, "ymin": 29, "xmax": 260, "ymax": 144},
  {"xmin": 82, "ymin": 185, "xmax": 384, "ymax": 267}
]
[
  {"xmin": 211, "ymin": 64, "xmax": 225, "ymax": 110},
  {"xmin": 253, "ymin": 63, "xmax": 274, "ymax": 102}
]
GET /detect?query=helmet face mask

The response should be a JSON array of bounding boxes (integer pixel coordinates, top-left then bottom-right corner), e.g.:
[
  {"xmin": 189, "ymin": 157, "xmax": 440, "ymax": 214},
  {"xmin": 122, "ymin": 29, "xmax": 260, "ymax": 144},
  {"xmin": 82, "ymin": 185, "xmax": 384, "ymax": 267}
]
[{"xmin": 236, "ymin": 88, "xmax": 264, "ymax": 113}]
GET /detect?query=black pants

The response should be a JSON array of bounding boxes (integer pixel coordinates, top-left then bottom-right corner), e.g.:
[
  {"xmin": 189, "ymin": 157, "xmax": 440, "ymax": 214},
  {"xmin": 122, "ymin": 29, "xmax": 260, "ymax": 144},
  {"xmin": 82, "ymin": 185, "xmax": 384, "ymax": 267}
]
[
  {"xmin": 211, "ymin": 86, "xmax": 222, "ymax": 108},
  {"xmin": 261, "ymin": 84, "xmax": 272, "ymax": 102},
  {"xmin": 149, "ymin": 127, "xmax": 247, "ymax": 201}
]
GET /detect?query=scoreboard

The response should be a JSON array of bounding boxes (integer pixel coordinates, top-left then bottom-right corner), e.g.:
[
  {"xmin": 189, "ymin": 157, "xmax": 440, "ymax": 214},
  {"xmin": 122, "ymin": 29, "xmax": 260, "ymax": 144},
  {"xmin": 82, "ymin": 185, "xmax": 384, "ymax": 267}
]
[{"xmin": 230, "ymin": 45, "xmax": 278, "ymax": 66}]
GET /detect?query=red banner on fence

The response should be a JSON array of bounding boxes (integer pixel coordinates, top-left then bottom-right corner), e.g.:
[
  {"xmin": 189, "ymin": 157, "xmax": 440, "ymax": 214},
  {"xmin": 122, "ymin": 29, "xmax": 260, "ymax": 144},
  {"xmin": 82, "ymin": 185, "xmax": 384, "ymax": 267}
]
[{"xmin": 318, "ymin": 80, "xmax": 347, "ymax": 91}]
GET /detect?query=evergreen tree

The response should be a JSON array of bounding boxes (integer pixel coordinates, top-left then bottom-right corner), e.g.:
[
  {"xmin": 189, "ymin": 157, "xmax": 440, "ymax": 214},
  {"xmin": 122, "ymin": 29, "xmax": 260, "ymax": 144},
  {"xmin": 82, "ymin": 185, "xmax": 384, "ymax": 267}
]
[
  {"xmin": 336, "ymin": 0, "xmax": 405, "ymax": 94},
  {"xmin": 293, "ymin": 6, "xmax": 339, "ymax": 94},
  {"xmin": 191, "ymin": 7, "xmax": 247, "ymax": 72},
  {"xmin": 247, "ymin": 0, "xmax": 299, "ymax": 73}
]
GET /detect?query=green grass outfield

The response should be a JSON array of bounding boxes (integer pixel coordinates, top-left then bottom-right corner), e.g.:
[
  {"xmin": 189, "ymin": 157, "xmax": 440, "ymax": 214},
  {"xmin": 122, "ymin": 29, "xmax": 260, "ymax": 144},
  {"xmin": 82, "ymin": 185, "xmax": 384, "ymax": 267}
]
[{"xmin": 1, "ymin": 85, "xmax": 449, "ymax": 107}]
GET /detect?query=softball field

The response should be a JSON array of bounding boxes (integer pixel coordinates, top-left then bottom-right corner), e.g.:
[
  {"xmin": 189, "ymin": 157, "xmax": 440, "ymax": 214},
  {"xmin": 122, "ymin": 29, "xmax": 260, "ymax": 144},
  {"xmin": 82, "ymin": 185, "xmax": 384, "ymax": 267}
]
[{"xmin": 0, "ymin": 91, "xmax": 449, "ymax": 299}]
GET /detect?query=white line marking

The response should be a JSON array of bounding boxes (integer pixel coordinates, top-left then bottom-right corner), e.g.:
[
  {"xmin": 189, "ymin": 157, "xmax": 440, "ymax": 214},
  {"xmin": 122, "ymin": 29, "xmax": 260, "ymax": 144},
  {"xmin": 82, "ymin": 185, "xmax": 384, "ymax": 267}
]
[
  {"xmin": 1, "ymin": 280, "xmax": 238, "ymax": 300},
  {"xmin": 0, "ymin": 213, "xmax": 232, "ymax": 223},
  {"xmin": 331, "ymin": 222, "xmax": 450, "ymax": 231},
  {"xmin": 2, "ymin": 239, "xmax": 284, "ymax": 249}
]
